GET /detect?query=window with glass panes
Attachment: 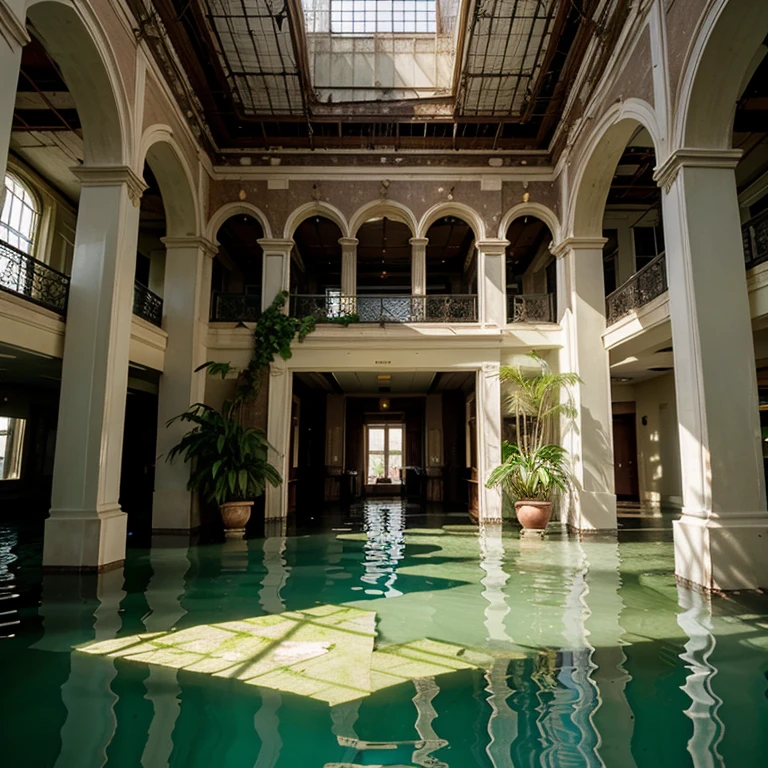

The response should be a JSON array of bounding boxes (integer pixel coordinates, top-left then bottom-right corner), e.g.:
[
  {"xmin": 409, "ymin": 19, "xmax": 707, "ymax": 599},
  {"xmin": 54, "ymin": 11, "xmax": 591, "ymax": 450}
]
[
  {"xmin": 0, "ymin": 174, "xmax": 40, "ymax": 254},
  {"xmin": 366, "ymin": 423, "xmax": 404, "ymax": 483},
  {"xmin": 331, "ymin": 0, "xmax": 436, "ymax": 34}
]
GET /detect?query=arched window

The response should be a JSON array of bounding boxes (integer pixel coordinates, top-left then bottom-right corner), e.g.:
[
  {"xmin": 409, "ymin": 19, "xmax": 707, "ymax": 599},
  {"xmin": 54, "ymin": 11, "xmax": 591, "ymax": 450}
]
[{"xmin": 1, "ymin": 174, "xmax": 40, "ymax": 254}]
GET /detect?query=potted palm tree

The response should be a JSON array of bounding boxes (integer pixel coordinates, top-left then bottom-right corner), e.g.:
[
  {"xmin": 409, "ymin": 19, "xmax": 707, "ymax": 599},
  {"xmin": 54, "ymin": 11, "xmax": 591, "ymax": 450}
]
[
  {"xmin": 167, "ymin": 400, "xmax": 282, "ymax": 535},
  {"xmin": 486, "ymin": 354, "xmax": 579, "ymax": 531}
]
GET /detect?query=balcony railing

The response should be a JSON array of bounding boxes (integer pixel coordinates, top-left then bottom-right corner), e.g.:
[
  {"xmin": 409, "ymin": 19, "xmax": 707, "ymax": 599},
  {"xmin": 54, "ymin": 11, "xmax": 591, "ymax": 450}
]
[
  {"xmin": 290, "ymin": 294, "xmax": 478, "ymax": 323},
  {"xmin": 743, "ymin": 209, "xmax": 768, "ymax": 269},
  {"xmin": 0, "ymin": 240, "xmax": 69, "ymax": 315},
  {"xmin": 508, "ymin": 293, "xmax": 555, "ymax": 323},
  {"xmin": 605, "ymin": 252, "xmax": 667, "ymax": 326},
  {"xmin": 210, "ymin": 292, "xmax": 262, "ymax": 322},
  {"xmin": 133, "ymin": 281, "xmax": 163, "ymax": 327}
]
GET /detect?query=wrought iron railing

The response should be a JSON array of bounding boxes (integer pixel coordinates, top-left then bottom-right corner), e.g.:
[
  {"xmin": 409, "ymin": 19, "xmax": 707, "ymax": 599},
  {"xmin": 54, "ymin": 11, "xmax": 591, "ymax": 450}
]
[
  {"xmin": 0, "ymin": 240, "xmax": 69, "ymax": 314},
  {"xmin": 743, "ymin": 209, "xmax": 768, "ymax": 269},
  {"xmin": 290, "ymin": 294, "xmax": 478, "ymax": 323},
  {"xmin": 133, "ymin": 281, "xmax": 163, "ymax": 327},
  {"xmin": 210, "ymin": 292, "xmax": 262, "ymax": 322},
  {"xmin": 508, "ymin": 293, "xmax": 555, "ymax": 323},
  {"xmin": 605, "ymin": 252, "xmax": 667, "ymax": 325}
]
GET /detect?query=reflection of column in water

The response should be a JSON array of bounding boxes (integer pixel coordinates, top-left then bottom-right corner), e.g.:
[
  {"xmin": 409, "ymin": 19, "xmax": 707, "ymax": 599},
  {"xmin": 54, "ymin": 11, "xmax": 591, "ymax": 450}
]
[
  {"xmin": 411, "ymin": 677, "xmax": 448, "ymax": 768},
  {"xmin": 140, "ymin": 544, "xmax": 192, "ymax": 768},
  {"xmin": 485, "ymin": 658, "xmax": 518, "ymax": 768},
  {"xmin": 253, "ymin": 688, "xmax": 283, "ymax": 768},
  {"xmin": 479, "ymin": 523, "xmax": 510, "ymax": 645},
  {"xmin": 330, "ymin": 699, "xmax": 362, "ymax": 764},
  {"xmin": 0, "ymin": 528, "xmax": 20, "ymax": 637},
  {"xmin": 676, "ymin": 586, "xmax": 725, "ymax": 767},
  {"xmin": 361, "ymin": 501, "xmax": 405, "ymax": 597},
  {"xmin": 260, "ymin": 535, "xmax": 289, "ymax": 614},
  {"xmin": 50, "ymin": 569, "xmax": 126, "ymax": 768}
]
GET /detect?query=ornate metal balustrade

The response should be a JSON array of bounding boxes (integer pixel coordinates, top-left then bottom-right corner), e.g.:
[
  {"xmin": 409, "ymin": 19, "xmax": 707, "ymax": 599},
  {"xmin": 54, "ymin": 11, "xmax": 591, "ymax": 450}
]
[
  {"xmin": 0, "ymin": 240, "xmax": 69, "ymax": 315},
  {"xmin": 605, "ymin": 252, "xmax": 667, "ymax": 325},
  {"xmin": 290, "ymin": 294, "xmax": 478, "ymax": 323},
  {"xmin": 133, "ymin": 281, "xmax": 163, "ymax": 327},
  {"xmin": 210, "ymin": 293, "xmax": 262, "ymax": 322},
  {"xmin": 508, "ymin": 293, "xmax": 555, "ymax": 323},
  {"xmin": 743, "ymin": 209, "xmax": 768, "ymax": 269}
]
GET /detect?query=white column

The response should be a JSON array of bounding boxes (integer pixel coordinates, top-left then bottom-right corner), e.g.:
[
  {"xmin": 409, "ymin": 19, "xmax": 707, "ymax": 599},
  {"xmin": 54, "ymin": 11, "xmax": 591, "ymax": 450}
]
[
  {"xmin": 476, "ymin": 239, "xmax": 508, "ymax": 327},
  {"xmin": 152, "ymin": 236, "xmax": 217, "ymax": 532},
  {"xmin": 265, "ymin": 359, "xmax": 292, "ymax": 520},
  {"xmin": 44, "ymin": 166, "xmax": 145, "ymax": 570},
  {"xmin": 655, "ymin": 149, "xmax": 768, "ymax": 591},
  {"xmin": 477, "ymin": 363, "xmax": 502, "ymax": 522},
  {"xmin": 258, "ymin": 238, "xmax": 293, "ymax": 311},
  {"xmin": 409, "ymin": 237, "xmax": 428, "ymax": 295},
  {"xmin": 0, "ymin": 7, "xmax": 27, "ymax": 181},
  {"xmin": 339, "ymin": 237, "xmax": 357, "ymax": 297},
  {"xmin": 554, "ymin": 237, "xmax": 617, "ymax": 531}
]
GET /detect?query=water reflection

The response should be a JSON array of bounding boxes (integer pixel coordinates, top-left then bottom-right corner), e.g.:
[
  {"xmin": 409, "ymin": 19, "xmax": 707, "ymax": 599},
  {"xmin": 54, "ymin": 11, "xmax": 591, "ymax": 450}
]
[{"xmin": 360, "ymin": 499, "xmax": 405, "ymax": 597}]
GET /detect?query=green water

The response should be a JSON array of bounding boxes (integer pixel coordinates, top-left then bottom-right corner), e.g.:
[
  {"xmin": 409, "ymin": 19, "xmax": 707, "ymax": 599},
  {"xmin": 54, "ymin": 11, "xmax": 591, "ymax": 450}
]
[{"xmin": 1, "ymin": 502, "xmax": 767, "ymax": 767}]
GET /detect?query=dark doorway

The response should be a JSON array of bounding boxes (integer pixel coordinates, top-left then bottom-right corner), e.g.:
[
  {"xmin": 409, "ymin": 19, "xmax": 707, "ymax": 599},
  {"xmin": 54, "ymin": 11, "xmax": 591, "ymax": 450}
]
[{"xmin": 613, "ymin": 412, "xmax": 639, "ymax": 500}]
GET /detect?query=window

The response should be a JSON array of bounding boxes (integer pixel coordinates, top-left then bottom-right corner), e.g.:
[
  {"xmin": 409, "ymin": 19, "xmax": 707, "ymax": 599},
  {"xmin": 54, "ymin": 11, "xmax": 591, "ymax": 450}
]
[
  {"xmin": 330, "ymin": 0, "xmax": 436, "ymax": 35},
  {"xmin": 0, "ymin": 416, "xmax": 25, "ymax": 480},
  {"xmin": 633, "ymin": 224, "xmax": 665, "ymax": 272},
  {"xmin": 366, "ymin": 423, "xmax": 404, "ymax": 484},
  {"xmin": 0, "ymin": 174, "xmax": 40, "ymax": 254}
]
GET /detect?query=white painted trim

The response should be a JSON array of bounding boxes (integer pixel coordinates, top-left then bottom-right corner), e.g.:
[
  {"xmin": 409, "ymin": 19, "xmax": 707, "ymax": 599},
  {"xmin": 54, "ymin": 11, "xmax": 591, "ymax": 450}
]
[
  {"xmin": 497, "ymin": 202, "xmax": 561, "ymax": 242},
  {"xmin": 206, "ymin": 201, "xmax": 273, "ymax": 240},
  {"xmin": 417, "ymin": 202, "xmax": 486, "ymax": 240},
  {"xmin": 349, "ymin": 199, "xmax": 419, "ymax": 236},
  {"xmin": 283, "ymin": 200, "xmax": 350, "ymax": 239}
]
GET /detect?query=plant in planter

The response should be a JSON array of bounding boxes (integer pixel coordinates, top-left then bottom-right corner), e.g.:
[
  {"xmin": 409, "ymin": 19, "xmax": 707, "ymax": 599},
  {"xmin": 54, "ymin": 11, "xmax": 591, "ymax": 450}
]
[
  {"xmin": 167, "ymin": 401, "xmax": 282, "ymax": 536},
  {"xmin": 165, "ymin": 291, "xmax": 316, "ymax": 534},
  {"xmin": 486, "ymin": 353, "xmax": 580, "ymax": 531}
]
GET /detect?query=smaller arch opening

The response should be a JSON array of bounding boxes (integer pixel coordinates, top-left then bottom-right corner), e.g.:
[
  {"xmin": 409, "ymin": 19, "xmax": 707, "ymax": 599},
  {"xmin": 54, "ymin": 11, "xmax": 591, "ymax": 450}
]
[
  {"xmin": 357, "ymin": 217, "xmax": 412, "ymax": 294},
  {"xmin": 210, "ymin": 215, "xmax": 265, "ymax": 321},
  {"xmin": 424, "ymin": 216, "xmax": 476, "ymax": 295},
  {"xmin": 505, "ymin": 215, "xmax": 557, "ymax": 323}
]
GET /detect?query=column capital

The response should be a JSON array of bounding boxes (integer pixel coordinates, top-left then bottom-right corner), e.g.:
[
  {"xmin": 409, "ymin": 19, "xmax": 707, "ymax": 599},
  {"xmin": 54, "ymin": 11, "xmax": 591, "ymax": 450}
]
[
  {"xmin": 71, "ymin": 165, "xmax": 148, "ymax": 207},
  {"xmin": 550, "ymin": 237, "xmax": 608, "ymax": 258},
  {"xmin": 475, "ymin": 239, "xmax": 509, "ymax": 256},
  {"xmin": 653, "ymin": 147, "xmax": 743, "ymax": 193},
  {"xmin": 257, "ymin": 238, "xmax": 295, "ymax": 254},
  {"xmin": 409, "ymin": 237, "xmax": 429, "ymax": 248},
  {"xmin": 0, "ymin": 2, "xmax": 30, "ymax": 48},
  {"xmin": 161, "ymin": 236, "xmax": 218, "ymax": 257},
  {"xmin": 338, "ymin": 237, "xmax": 359, "ymax": 248}
]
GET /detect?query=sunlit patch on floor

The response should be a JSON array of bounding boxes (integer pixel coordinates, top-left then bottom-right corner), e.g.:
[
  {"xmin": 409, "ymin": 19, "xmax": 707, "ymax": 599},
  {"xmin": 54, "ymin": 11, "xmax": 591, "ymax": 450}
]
[{"xmin": 77, "ymin": 604, "xmax": 498, "ymax": 706}]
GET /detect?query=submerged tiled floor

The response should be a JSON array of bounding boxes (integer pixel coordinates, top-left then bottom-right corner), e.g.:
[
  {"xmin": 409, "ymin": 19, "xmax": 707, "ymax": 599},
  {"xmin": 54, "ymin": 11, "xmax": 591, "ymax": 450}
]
[{"xmin": 1, "ymin": 501, "xmax": 768, "ymax": 767}]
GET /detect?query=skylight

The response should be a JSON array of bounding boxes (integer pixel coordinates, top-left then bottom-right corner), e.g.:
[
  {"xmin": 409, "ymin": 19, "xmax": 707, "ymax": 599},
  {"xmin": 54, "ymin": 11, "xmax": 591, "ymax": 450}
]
[{"xmin": 330, "ymin": 0, "xmax": 437, "ymax": 35}]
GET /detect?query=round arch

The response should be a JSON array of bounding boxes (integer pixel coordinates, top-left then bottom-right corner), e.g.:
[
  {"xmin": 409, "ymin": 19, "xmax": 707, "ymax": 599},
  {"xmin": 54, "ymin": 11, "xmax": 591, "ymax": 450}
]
[
  {"xmin": 675, "ymin": 0, "xmax": 768, "ymax": 149},
  {"xmin": 349, "ymin": 200, "xmax": 418, "ymax": 237},
  {"xmin": 498, "ymin": 202, "xmax": 561, "ymax": 243},
  {"xmin": 417, "ymin": 202, "xmax": 485, "ymax": 240},
  {"xmin": 568, "ymin": 100, "xmax": 662, "ymax": 239},
  {"xmin": 206, "ymin": 202, "xmax": 273, "ymax": 242},
  {"xmin": 26, "ymin": 0, "xmax": 129, "ymax": 165},
  {"xmin": 283, "ymin": 201, "xmax": 349, "ymax": 240},
  {"xmin": 139, "ymin": 126, "xmax": 199, "ymax": 238}
]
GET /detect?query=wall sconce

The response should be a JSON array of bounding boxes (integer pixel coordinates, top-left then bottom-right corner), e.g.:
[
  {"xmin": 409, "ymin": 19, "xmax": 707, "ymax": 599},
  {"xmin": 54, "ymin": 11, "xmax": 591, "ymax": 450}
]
[
  {"xmin": 641, "ymin": 415, "xmax": 648, "ymax": 426},
  {"xmin": 379, "ymin": 398, "xmax": 390, "ymax": 411}
]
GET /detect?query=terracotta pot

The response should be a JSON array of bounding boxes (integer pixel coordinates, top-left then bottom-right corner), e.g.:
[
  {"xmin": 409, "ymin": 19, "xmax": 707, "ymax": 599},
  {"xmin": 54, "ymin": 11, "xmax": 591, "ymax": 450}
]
[
  {"xmin": 220, "ymin": 500, "xmax": 254, "ymax": 536},
  {"xmin": 514, "ymin": 500, "xmax": 552, "ymax": 530}
]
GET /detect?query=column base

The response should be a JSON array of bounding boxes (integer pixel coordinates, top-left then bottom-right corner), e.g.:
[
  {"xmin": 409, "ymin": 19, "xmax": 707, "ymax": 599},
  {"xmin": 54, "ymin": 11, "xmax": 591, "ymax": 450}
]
[
  {"xmin": 152, "ymin": 489, "xmax": 200, "ymax": 532},
  {"xmin": 43, "ymin": 506, "xmax": 127, "ymax": 571},
  {"xmin": 673, "ymin": 513, "xmax": 768, "ymax": 592},
  {"xmin": 568, "ymin": 491, "xmax": 617, "ymax": 532}
]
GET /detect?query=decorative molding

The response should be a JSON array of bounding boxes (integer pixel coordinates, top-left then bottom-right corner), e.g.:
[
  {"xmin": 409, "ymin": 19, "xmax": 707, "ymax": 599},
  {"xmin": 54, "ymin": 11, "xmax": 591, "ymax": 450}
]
[
  {"xmin": 0, "ymin": 1, "xmax": 30, "ymax": 49},
  {"xmin": 653, "ymin": 148, "xmax": 743, "ymax": 193},
  {"xmin": 409, "ymin": 237, "xmax": 429, "ymax": 249},
  {"xmin": 257, "ymin": 238, "xmax": 295, "ymax": 254},
  {"xmin": 161, "ymin": 236, "xmax": 218, "ymax": 256},
  {"xmin": 71, "ymin": 165, "xmax": 148, "ymax": 206},
  {"xmin": 267, "ymin": 178, "xmax": 289, "ymax": 190},
  {"xmin": 550, "ymin": 237, "xmax": 608, "ymax": 258},
  {"xmin": 475, "ymin": 239, "xmax": 509, "ymax": 256}
]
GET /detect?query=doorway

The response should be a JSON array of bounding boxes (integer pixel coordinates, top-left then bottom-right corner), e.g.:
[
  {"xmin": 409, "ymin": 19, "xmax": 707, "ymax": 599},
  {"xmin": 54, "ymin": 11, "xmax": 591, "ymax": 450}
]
[{"xmin": 613, "ymin": 412, "xmax": 639, "ymax": 500}]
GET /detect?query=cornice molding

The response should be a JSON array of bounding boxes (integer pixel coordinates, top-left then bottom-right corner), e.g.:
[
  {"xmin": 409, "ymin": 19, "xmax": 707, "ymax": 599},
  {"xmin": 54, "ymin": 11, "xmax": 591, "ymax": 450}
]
[
  {"xmin": 161, "ymin": 236, "xmax": 218, "ymax": 256},
  {"xmin": 0, "ymin": 1, "xmax": 30, "ymax": 49},
  {"xmin": 550, "ymin": 237, "xmax": 608, "ymax": 258},
  {"xmin": 71, "ymin": 165, "xmax": 148, "ymax": 206},
  {"xmin": 475, "ymin": 239, "xmax": 509, "ymax": 256},
  {"xmin": 653, "ymin": 147, "xmax": 743, "ymax": 192}
]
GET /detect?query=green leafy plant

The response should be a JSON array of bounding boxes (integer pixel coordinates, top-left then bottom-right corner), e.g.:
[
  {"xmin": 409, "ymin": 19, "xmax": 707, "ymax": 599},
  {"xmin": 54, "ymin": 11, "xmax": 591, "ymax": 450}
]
[
  {"xmin": 326, "ymin": 312, "xmax": 360, "ymax": 326},
  {"xmin": 167, "ymin": 401, "xmax": 281, "ymax": 505},
  {"xmin": 486, "ymin": 353, "xmax": 579, "ymax": 503},
  {"xmin": 487, "ymin": 442, "xmax": 570, "ymax": 502}
]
